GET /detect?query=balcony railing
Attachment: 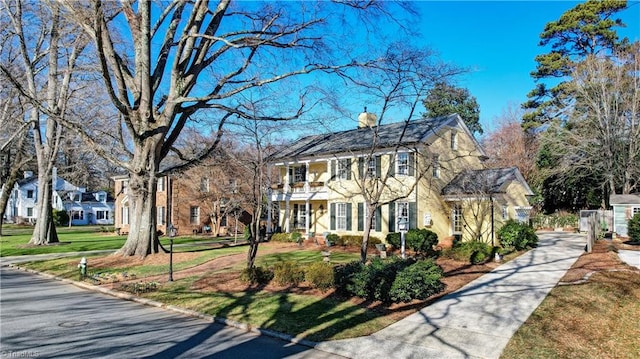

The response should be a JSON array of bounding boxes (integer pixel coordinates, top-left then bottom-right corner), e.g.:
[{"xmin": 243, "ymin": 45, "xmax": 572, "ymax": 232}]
[{"xmin": 270, "ymin": 181, "xmax": 325, "ymax": 194}]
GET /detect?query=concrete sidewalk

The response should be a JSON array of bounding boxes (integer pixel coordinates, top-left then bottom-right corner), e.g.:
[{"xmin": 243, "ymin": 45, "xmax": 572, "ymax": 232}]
[
  {"xmin": 315, "ymin": 232, "xmax": 586, "ymax": 359},
  {"xmin": 618, "ymin": 249, "xmax": 640, "ymax": 269}
]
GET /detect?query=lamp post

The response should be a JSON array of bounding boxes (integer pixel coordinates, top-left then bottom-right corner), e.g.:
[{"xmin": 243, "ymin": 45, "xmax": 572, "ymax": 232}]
[
  {"xmin": 168, "ymin": 224, "xmax": 175, "ymax": 282},
  {"xmin": 397, "ymin": 218, "xmax": 408, "ymax": 259}
]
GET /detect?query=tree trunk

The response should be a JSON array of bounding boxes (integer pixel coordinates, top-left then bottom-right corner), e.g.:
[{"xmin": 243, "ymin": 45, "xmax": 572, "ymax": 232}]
[
  {"xmin": 28, "ymin": 171, "xmax": 58, "ymax": 245},
  {"xmin": 246, "ymin": 207, "xmax": 262, "ymax": 268},
  {"xmin": 116, "ymin": 169, "xmax": 159, "ymax": 257},
  {"xmin": 360, "ymin": 204, "xmax": 376, "ymax": 263}
]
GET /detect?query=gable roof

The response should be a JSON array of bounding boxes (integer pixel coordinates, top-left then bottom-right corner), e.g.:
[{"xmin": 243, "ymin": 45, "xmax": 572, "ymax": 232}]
[
  {"xmin": 442, "ymin": 167, "xmax": 534, "ymax": 196},
  {"xmin": 267, "ymin": 114, "xmax": 485, "ymax": 163},
  {"xmin": 610, "ymin": 194, "xmax": 640, "ymax": 205}
]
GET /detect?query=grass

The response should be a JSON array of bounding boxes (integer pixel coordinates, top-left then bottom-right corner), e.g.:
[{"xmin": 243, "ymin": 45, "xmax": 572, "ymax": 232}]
[
  {"xmin": 501, "ymin": 270, "xmax": 640, "ymax": 359},
  {"xmin": 145, "ymin": 276, "xmax": 392, "ymax": 341},
  {"xmin": 0, "ymin": 224, "xmax": 238, "ymax": 257}
]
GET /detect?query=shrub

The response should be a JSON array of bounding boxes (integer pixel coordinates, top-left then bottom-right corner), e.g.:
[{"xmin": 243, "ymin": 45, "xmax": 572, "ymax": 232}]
[
  {"xmin": 406, "ymin": 228, "xmax": 439, "ymax": 257},
  {"xmin": 325, "ymin": 233, "xmax": 340, "ymax": 246},
  {"xmin": 386, "ymin": 232, "xmax": 401, "ymax": 249},
  {"xmin": 389, "ymin": 260, "xmax": 444, "ymax": 303},
  {"xmin": 498, "ymin": 219, "xmax": 538, "ymax": 250},
  {"xmin": 270, "ymin": 233, "xmax": 291, "ymax": 242},
  {"xmin": 442, "ymin": 240, "xmax": 493, "ymax": 264},
  {"xmin": 628, "ymin": 212, "xmax": 640, "ymax": 243},
  {"xmin": 334, "ymin": 235, "xmax": 382, "ymax": 248},
  {"xmin": 305, "ymin": 262, "xmax": 335, "ymax": 292},
  {"xmin": 273, "ymin": 261, "xmax": 305, "ymax": 286},
  {"xmin": 333, "ymin": 260, "xmax": 364, "ymax": 294},
  {"xmin": 53, "ymin": 209, "xmax": 69, "ymax": 226},
  {"xmin": 290, "ymin": 232, "xmax": 303, "ymax": 244},
  {"xmin": 347, "ymin": 257, "xmax": 414, "ymax": 302},
  {"xmin": 239, "ymin": 266, "xmax": 274, "ymax": 285}
]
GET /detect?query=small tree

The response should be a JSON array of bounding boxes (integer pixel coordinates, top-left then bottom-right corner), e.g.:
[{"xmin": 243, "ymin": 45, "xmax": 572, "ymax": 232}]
[{"xmin": 628, "ymin": 212, "xmax": 640, "ymax": 243}]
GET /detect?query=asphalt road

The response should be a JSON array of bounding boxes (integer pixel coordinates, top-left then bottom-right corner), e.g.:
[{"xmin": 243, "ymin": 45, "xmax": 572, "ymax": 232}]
[{"xmin": 0, "ymin": 267, "xmax": 343, "ymax": 359}]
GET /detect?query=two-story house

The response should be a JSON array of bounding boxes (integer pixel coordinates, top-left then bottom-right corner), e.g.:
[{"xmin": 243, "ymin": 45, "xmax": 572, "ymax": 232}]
[
  {"xmin": 266, "ymin": 112, "xmax": 533, "ymax": 244},
  {"xmin": 113, "ymin": 166, "xmax": 251, "ymax": 237},
  {"xmin": 4, "ymin": 169, "xmax": 114, "ymax": 225}
]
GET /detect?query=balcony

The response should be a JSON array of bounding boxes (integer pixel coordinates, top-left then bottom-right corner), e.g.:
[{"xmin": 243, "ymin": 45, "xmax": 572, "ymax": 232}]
[{"xmin": 269, "ymin": 181, "xmax": 328, "ymax": 201}]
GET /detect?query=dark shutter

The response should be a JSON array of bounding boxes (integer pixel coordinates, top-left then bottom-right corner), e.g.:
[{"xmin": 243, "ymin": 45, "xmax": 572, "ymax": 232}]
[
  {"xmin": 357, "ymin": 203, "xmax": 364, "ymax": 231},
  {"xmin": 375, "ymin": 206, "xmax": 382, "ymax": 232},
  {"xmin": 358, "ymin": 157, "xmax": 365, "ymax": 179},
  {"xmin": 375, "ymin": 156, "xmax": 382, "ymax": 178},
  {"xmin": 330, "ymin": 160, "xmax": 336, "ymax": 181},
  {"xmin": 288, "ymin": 167, "xmax": 294, "ymax": 184},
  {"xmin": 389, "ymin": 202, "xmax": 396, "ymax": 232},
  {"xmin": 346, "ymin": 203, "xmax": 352, "ymax": 231},
  {"xmin": 408, "ymin": 152, "xmax": 415, "ymax": 176},
  {"xmin": 409, "ymin": 202, "xmax": 417, "ymax": 229},
  {"xmin": 293, "ymin": 204, "xmax": 299, "ymax": 228},
  {"xmin": 330, "ymin": 203, "xmax": 336, "ymax": 230},
  {"xmin": 346, "ymin": 159, "xmax": 352, "ymax": 180},
  {"xmin": 388, "ymin": 154, "xmax": 395, "ymax": 177}
]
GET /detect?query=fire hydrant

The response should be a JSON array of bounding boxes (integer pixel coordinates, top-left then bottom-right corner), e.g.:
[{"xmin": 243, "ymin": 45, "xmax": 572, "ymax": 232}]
[{"xmin": 78, "ymin": 257, "xmax": 87, "ymax": 280}]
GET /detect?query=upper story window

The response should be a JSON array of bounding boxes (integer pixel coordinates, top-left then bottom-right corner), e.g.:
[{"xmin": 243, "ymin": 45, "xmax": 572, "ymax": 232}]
[
  {"xmin": 201, "ymin": 178, "xmax": 210, "ymax": 192},
  {"xmin": 432, "ymin": 155, "xmax": 440, "ymax": 179},
  {"xmin": 502, "ymin": 205, "xmax": 508, "ymax": 220},
  {"xmin": 289, "ymin": 165, "xmax": 306, "ymax": 183},
  {"xmin": 157, "ymin": 177, "xmax": 165, "ymax": 192},
  {"xmin": 367, "ymin": 158, "xmax": 377, "ymax": 177},
  {"xmin": 26, "ymin": 190, "xmax": 34, "ymax": 199},
  {"xmin": 337, "ymin": 159, "xmax": 351, "ymax": 180},
  {"xmin": 396, "ymin": 153, "xmax": 409, "ymax": 175},
  {"xmin": 451, "ymin": 131, "xmax": 458, "ymax": 150}
]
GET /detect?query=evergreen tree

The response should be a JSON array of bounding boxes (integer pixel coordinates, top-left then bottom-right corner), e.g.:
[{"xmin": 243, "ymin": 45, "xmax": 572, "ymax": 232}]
[{"xmin": 422, "ymin": 82, "xmax": 482, "ymax": 135}]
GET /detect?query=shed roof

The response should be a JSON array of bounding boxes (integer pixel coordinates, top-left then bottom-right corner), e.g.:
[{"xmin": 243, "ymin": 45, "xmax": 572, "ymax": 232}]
[{"xmin": 610, "ymin": 194, "xmax": 640, "ymax": 205}]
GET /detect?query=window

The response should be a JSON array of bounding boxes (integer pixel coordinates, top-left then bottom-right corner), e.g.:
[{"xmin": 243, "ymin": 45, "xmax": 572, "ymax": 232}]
[
  {"xmin": 502, "ymin": 205, "xmax": 508, "ymax": 220},
  {"xmin": 397, "ymin": 202, "xmax": 409, "ymax": 228},
  {"xmin": 367, "ymin": 158, "xmax": 377, "ymax": 177},
  {"xmin": 294, "ymin": 165, "xmax": 306, "ymax": 183},
  {"xmin": 396, "ymin": 153, "xmax": 409, "ymax": 175},
  {"xmin": 633, "ymin": 207, "xmax": 640, "ymax": 216},
  {"xmin": 97, "ymin": 193, "xmax": 106, "ymax": 202},
  {"xmin": 337, "ymin": 159, "xmax": 350, "ymax": 180},
  {"xmin": 26, "ymin": 207, "xmax": 33, "ymax": 217},
  {"xmin": 190, "ymin": 206, "xmax": 200, "ymax": 224},
  {"xmin": 97, "ymin": 211, "xmax": 107, "ymax": 220},
  {"xmin": 336, "ymin": 203, "xmax": 348, "ymax": 231},
  {"xmin": 157, "ymin": 177, "xmax": 165, "ymax": 192},
  {"xmin": 72, "ymin": 211, "xmax": 84, "ymax": 220},
  {"xmin": 294, "ymin": 204, "xmax": 308, "ymax": 229},
  {"xmin": 452, "ymin": 204, "xmax": 463, "ymax": 234},
  {"xmin": 26, "ymin": 190, "xmax": 34, "ymax": 199},
  {"xmin": 157, "ymin": 206, "xmax": 165, "ymax": 225},
  {"xmin": 200, "ymin": 178, "xmax": 210, "ymax": 192},
  {"xmin": 121, "ymin": 206, "xmax": 129, "ymax": 225},
  {"xmin": 432, "ymin": 155, "xmax": 440, "ymax": 179},
  {"xmin": 451, "ymin": 131, "xmax": 458, "ymax": 150},
  {"xmin": 220, "ymin": 216, "xmax": 227, "ymax": 227},
  {"xmin": 515, "ymin": 207, "xmax": 532, "ymax": 224},
  {"xmin": 370, "ymin": 207, "xmax": 377, "ymax": 231}
]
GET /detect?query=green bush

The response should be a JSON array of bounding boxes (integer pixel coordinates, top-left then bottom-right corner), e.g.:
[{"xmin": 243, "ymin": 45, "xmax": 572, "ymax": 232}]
[
  {"xmin": 53, "ymin": 209, "xmax": 69, "ymax": 226},
  {"xmin": 304, "ymin": 262, "xmax": 335, "ymax": 292},
  {"xmin": 386, "ymin": 232, "xmax": 401, "ymax": 249},
  {"xmin": 273, "ymin": 261, "xmax": 305, "ymax": 286},
  {"xmin": 406, "ymin": 229, "xmax": 439, "ymax": 257},
  {"xmin": 347, "ymin": 257, "xmax": 413, "ymax": 302},
  {"xmin": 628, "ymin": 212, "xmax": 640, "ymax": 243},
  {"xmin": 290, "ymin": 232, "xmax": 303, "ymax": 244},
  {"xmin": 334, "ymin": 235, "xmax": 382, "ymax": 248},
  {"xmin": 270, "ymin": 233, "xmax": 291, "ymax": 242},
  {"xmin": 239, "ymin": 266, "xmax": 274, "ymax": 285},
  {"xmin": 325, "ymin": 233, "xmax": 340, "ymax": 246},
  {"xmin": 389, "ymin": 260, "xmax": 445, "ymax": 303},
  {"xmin": 333, "ymin": 261, "xmax": 364, "ymax": 294},
  {"xmin": 498, "ymin": 219, "xmax": 538, "ymax": 250},
  {"xmin": 442, "ymin": 241, "xmax": 493, "ymax": 264}
]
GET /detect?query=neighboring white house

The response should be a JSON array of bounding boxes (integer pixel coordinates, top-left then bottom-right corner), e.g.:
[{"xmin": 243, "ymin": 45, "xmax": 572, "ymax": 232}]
[
  {"xmin": 3, "ymin": 169, "xmax": 114, "ymax": 225},
  {"xmin": 610, "ymin": 193, "xmax": 640, "ymax": 238}
]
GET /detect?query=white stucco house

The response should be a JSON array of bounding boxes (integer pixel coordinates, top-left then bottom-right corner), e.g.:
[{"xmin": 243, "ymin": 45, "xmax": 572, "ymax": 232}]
[{"xmin": 3, "ymin": 170, "xmax": 114, "ymax": 225}]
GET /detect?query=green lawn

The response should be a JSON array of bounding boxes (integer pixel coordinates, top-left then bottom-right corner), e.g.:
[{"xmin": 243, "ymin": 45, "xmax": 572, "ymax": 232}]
[{"xmin": 0, "ymin": 224, "xmax": 239, "ymax": 256}]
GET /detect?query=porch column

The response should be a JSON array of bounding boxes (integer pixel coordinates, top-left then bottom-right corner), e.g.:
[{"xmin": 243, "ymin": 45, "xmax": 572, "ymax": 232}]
[
  {"xmin": 285, "ymin": 198, "xmax": 290, "ymax": 233},
  {"xmin": 305, "ymin": 200, "xmax": 310, "ymax": 236}
]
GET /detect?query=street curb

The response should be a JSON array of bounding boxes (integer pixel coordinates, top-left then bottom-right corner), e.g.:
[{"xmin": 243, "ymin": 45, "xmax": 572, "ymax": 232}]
[{"xmin": 6, "ymin": 263, "xmax": 322, "ymax": 351}]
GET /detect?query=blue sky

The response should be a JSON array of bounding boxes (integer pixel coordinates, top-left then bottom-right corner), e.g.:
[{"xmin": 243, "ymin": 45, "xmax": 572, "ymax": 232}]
[{"xmin": 412, "ymin": 1, "xmax": 640, "ymax": 133}]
